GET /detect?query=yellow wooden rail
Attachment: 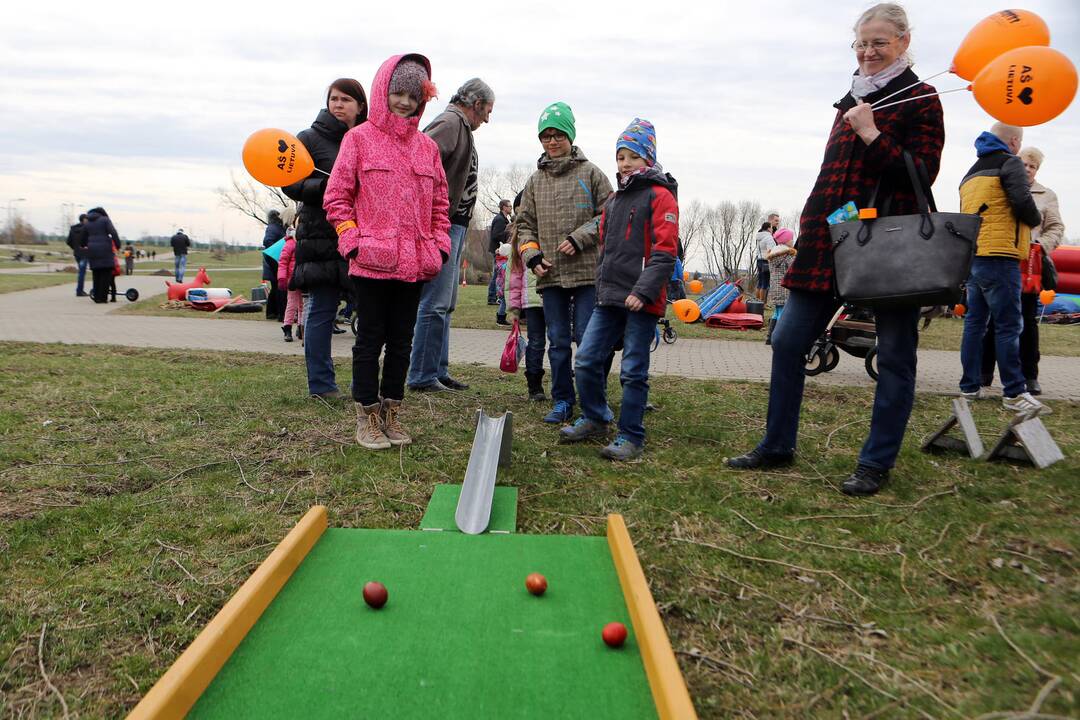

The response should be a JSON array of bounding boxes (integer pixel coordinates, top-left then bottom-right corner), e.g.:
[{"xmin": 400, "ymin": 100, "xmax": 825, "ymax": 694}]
[
  {"xmin": 607, "ymin": 513, "xmax": 698, "ymax": 720},
  {"xmin": 127, "ymin": 505, "xmax": 329, "ymax": 719}
]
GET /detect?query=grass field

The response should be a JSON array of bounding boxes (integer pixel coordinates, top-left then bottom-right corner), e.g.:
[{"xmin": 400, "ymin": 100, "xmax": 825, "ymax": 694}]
[
  {"xmin": 0, "ymin": 274, "xmax": 78, "ymax": 295},
  {"xmin": 0, "ymin": 343, "xmax": 1076, "ymax": 718}
]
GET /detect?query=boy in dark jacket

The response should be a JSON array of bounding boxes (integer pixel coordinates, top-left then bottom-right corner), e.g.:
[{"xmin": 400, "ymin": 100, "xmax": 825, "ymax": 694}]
[{"xmin": 559, "ymin": 119, "xmax": 677, "ymax": 460}]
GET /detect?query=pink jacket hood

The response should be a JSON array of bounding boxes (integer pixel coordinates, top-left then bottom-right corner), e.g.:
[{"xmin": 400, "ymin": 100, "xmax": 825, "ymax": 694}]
[{"xmin": 322, "ymin": 53, "xmax": 451, "ymax": 283}]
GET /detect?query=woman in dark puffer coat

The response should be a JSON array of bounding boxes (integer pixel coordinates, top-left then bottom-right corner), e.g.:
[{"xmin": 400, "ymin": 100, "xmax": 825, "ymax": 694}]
[
  {"xmin": 283, "ymin": 78, "xmax": 368, "ymax": 399},
  {"xmin": 83, "ymin": 207, "xmax": 121, "ymax": 303}
]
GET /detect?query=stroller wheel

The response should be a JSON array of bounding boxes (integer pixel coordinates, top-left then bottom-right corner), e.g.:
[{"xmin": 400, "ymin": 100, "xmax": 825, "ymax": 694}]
[
  {"xmin": 351, "ymin": 314, "xmax": 359, "ymax": 336},
  {"xmin": 805, "ymin": 348, "xmax": 827, "ymax": 376},
  {"xmin": 125, "ymin": 288, "xmax": 139, "ymax": 302},
  {"xmin": 865, "ymin": 347, "xmax": 879, "ymax": 381},
  {"xmin": 823, "ymin": 346, "xmax": 840, "ymax": 372},
  {"xmin": 662, "ymin": 326, "xmax": 677, "ymax": 344}
]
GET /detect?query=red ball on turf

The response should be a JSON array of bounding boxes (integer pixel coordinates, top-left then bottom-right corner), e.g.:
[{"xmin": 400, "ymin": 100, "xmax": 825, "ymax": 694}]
[
  {"xmin": 602, "ymin": 622, "xmax": 628, "ymax": 648},
  {"xmin": 363, "ymin": 581, "xmax": 388, "ymax": 609},
  {"xmin": 525, "ymin": 573, "xmax": 547, "ymax": 596}
]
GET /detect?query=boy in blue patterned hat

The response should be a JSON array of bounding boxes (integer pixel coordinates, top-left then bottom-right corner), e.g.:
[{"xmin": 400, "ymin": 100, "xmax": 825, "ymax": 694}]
[{"xmin": 558, "ymin": 118, "xmax": 679, "ymax": 461}]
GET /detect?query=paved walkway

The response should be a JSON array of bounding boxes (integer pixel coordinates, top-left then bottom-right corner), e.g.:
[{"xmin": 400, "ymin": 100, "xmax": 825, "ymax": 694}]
[{"xmin": 1, "ymin": 275, "xmax": 1078, "ymax": 400}]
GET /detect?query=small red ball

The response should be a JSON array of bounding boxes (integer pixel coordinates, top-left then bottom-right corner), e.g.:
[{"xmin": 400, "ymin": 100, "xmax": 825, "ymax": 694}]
[
  {"xmin": 525, "ymin": 573, "xmax": 547, "ymax": 596},
  {"xmin": 363, "ymin": 581, "xmax": 388, "ymax": 609},
  {"xmin": 602, "ymin": 622, "xmax": 628, "ymax": 648}
]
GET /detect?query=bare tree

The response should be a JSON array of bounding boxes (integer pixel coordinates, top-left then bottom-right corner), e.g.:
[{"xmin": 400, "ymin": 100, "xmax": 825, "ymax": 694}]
[
  {"xmin": 477, "ymin": 165, "xmax": 531, "ymax": 218},
  {"xmin": 679, "ymin": 199, "xmax": 709, "ymax": 262},
  {"xmin": 217, "ymin": 171, "xmax": 293, "ymax": 226}
]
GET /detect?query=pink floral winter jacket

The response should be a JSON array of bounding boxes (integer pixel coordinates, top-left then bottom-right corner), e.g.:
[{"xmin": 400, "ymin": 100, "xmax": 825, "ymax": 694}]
[
  {"xmin": 276, "ymin": 234, "xmax": 297, "ymax": 289},
  {"xmin": 324, "ymin": 53, "xmax": 451, "ymax": 283}
]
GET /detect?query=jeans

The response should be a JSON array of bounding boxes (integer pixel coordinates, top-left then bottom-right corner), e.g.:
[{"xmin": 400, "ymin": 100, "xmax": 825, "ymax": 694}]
[
  {"xmin": 757, "ymin": 289, "xmax": 920, "ymax": 470},
  {"xmin": 352, "ymin": 277, "xmax": 423, "ymax": 405},
  {"xmin": 487, "ymin": 255, "xmax": 499, "ymax": 303},
  {"xmin": 302, "ymin": 285, "xmax": 339, "ymax": 395},
  {"xmin": 174, "ymin": 254, "xmax": 187, "ymax": 282},
  {"xmin": 541, "ymin": 284, "xmax": 597, "ymax": 405},
  {"xmin": 960, "ymin": 258, "xmax": 1025, "ymax": 397},
  {"xmin": 408, "ymin": 223, "xmax": 467, "ymax": 386},
  {"xmin": 523, "ymin": 307, "xmax": 546, "ymax": 376},
  {"xmin": 498, "ymin": 292, "xmax": 506, "ymax": 319},
  {"xmin": 575, "ymin": 306, "xmax": 658, "ymax": 446},
  {"xmin": 980, "ymin": 292, "xmax": 1039, "ymax": 382},
  {"xmin": 76, "ymin": 257, "xmax": 89, "ymax": 295}
]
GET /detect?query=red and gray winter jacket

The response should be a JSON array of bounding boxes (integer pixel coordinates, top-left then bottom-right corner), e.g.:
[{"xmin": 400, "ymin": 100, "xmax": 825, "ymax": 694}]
[{"xmin": 595, "ymin": 168, "xmax": 679, "ymax": 316}]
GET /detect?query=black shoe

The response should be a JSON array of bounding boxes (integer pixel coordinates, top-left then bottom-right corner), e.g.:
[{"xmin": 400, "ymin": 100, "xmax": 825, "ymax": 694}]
[
  {"xmin": 496, "ymin": 316, "xmax": 511, "ymax": 327},
  {"xmin": 487, "ymin": 300, "xmax": 499, "ymax": 306},
  {"xmin": 282, "ymin": 325, "xmax": 293, "ymax": 342},
  {"xmin": 1027, "ymin": 379, "xmax": 1042, "ymax": 396},
  {"xmin": 331, "ymin": 324, "xmax": 346, "ymax": 335},
  {"xmin": 528, "ymin": 390, "xmax": 547, "ymax": 402},
  {"xmin": 726, "ymin": 448, "xmax": 794, "ymax": 470},
  {"xmin": 76, "ymin": 291, "xmax": 88, "ymax": 297},
  {"xmin": 438, "ymin": 376, "xmax": 469, "ymax": 391},
  {"xmin": 409, "ymin": 380, "xmax": 449, "ymax": 393},
  {"xmin": 841, "ymin": 464, "xmax": 890, "ymax": 496}
]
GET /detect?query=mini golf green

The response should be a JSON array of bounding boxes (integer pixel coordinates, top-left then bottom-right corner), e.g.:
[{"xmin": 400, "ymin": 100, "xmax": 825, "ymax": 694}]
[{"xmin": 188, "ymin": 528, "xmax": 657, "ymax": 719}]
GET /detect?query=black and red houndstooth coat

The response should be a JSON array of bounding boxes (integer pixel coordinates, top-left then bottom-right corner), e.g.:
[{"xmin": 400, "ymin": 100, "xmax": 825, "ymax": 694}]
[{"xmin": 783, "ymin": 68, "xmax": 945, "ymax": 294}]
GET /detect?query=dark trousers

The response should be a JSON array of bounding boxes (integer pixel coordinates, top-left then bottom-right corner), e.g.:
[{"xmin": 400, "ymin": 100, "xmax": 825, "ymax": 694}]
[
  {"xmin": 523, "ymin": 307, "xmax": 546, "ymax": 376},
  {"xmin": 981, "ymin": 292, "xmax": 1040, "ymax": 382},
  {"xmin": 541, "ymin": 285, "xmax": 596, "ymax": 406},
  {"xmin": 351, "ymin": 277, "xmax": 423, "ymax": 406},
  {"xmin": 91, "ymin": 268, "xmax": 114, "ymax": 303},
  {"xmin": 487, "ymin": 254, "xmax": 499, "ymax": 303},
  {"xmin": 757, "ymin": 289, "xmax": 920, "ymax": 470}
]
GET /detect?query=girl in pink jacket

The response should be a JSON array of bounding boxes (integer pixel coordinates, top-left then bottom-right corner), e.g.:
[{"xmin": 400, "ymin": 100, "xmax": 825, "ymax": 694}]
[
  {"xmin": 277, "ymin": 225, "xmax": 303, "ymax": 343},
  {"xmin": 324, "ymin": 53, "xmax": 451, "ymax": 450}
]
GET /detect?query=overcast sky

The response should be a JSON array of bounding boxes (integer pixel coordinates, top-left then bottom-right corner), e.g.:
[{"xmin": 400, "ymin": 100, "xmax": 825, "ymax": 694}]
[{"xmin": 1, "ymin": 0, "xmax": 1077, "ymax": 249}]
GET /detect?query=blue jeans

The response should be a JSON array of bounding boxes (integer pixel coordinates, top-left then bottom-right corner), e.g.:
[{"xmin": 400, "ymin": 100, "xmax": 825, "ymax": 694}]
[
  {"xmin": 575, "ymin": 306, "xmax": 658, "ymax": 446},
  {"xmin": 523, "ymin": 307, "xmax": 546, "ymax": 376},
  {"xmin": 174, "ymin": 254, "xmax": 187, "ymax": 282},
  {"xmin": 487, "ymin": 255, "xmax": 499, "ymax": 303},
  {"xmin": 302, "ymin": 285, "xmax": 340, "ymax": 395},
  {"xmin": 960, "ymin": 257, "xmax": 1025, "ymax": 397},
  {"xmin": 76, "ymin": 257, "xmax": 89, "ymax": 294},
  {"xmin": 408, "ymin": 224, "xmax": 467, "ymax": 386},
  {"xmin": 541, "ymin": 284, "xmax": 596, "ymax": 405},
  {"xmin": 758, "ymin": 289, "xmax": 920, "ymax": 470}
]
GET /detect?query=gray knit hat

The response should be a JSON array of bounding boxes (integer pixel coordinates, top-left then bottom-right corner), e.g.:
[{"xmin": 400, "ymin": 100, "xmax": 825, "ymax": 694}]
[{"xmin": 389, "ymin": 60, "xmax": 430, "ymax": 103}]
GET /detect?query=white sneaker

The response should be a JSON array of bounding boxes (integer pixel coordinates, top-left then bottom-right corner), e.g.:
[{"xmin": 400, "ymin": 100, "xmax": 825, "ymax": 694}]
[
  {"xmin": 1002, "ymin": 392, "xmax": 1050, "ymax": 416},
  {"xmin": 960, "ymin": 389, "xmax": 983, "ymax": 401}
]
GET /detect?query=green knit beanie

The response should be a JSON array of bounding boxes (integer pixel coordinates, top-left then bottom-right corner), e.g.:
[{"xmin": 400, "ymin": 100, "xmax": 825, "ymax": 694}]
[{"xmin": 537, "ymin": 102, "xmax": 576, "ymax": 143}]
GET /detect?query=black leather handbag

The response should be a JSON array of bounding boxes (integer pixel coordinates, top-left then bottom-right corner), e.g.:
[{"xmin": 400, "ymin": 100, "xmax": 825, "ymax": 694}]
[{"xmin": 831, "ymin": 152, "xmax": 981, "ymax": 309}]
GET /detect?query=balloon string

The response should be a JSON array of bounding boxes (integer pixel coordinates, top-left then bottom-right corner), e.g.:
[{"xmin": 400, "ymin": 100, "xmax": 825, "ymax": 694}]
[
  {"xmin": 868, "ymin": 69, "xmax": 950, "ymax": 108},
  {"xmin": 314, "ymin": 168, "xmax": 331, "ymax": 176},
  {"xmin": 871, "ymin": 86, "xmax": 970, "ymax": 111}
]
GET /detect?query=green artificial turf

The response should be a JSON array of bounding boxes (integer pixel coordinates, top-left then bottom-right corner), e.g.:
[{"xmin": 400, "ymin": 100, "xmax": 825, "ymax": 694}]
[
  {"xmin": 189, "ymin": 528, "xmax": 655, "ymax": 719},
  {"xmin": 419, "ymin": 484, "xmax": 519, "ymax": 533}
]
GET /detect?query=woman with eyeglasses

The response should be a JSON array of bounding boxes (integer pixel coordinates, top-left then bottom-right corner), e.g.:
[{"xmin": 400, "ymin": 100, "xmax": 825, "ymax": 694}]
[
  {"xmin": 727, "ymin": 2, "xmax": 944, "ymax": 497},
  {"xmin": 515, "ymin": 102, "xmax": 613, "ymax": 425}
]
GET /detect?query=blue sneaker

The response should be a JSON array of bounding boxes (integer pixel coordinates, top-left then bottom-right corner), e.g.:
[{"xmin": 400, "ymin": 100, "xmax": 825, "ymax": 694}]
[
  {"xmin": 559, "ymin": 417, "xmax": 608, "ymax": 443},
  {"xmin": 543, "ymin": 401, "xmax": 573, "ymax": 424},
  {"xmin": 600, "ymin": 435, "xmax": 643, "ymax": 461}
]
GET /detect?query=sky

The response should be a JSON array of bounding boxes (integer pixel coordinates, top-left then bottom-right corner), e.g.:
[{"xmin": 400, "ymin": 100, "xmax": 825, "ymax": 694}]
[{"xmin": 1, "ymin": 0, "xmax": 1078, "ymax": 249}]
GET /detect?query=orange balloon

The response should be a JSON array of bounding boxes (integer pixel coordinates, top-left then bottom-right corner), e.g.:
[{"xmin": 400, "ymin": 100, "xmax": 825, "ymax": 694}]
[
  {"xmin": 1039, "ymin": 289, "xmax": 1056, "ymax": 305},
  {"xmin": 688, "ymin": 279, "xmax": 704, "ymax": 294},
  {"xmin": 242, "ymin": 129, "xmax": 316, "ymax": 187},
  {"xmin": 682, "ymin": 271, "xmax": 690, "ymax": 281},
  {"xmin": 952, "ymin": 9, "xmax": 1050, "ymax": 81},
  {"xmin": 672, "ymin": 299, "xmax": 701, "ymax": 323},
  {"xmin": 972, "ymin": 46, "xmax": 1078, "ymax": 126},
  {"xmin": 954, "ymin": 304, "xmax": 966, "ymax": 317}
]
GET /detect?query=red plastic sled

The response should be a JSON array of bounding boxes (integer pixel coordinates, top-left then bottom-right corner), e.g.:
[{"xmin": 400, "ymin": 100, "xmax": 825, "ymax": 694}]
[{"xmin": 705, "ymin": 313, "xmax": 764, "ymax": 330}]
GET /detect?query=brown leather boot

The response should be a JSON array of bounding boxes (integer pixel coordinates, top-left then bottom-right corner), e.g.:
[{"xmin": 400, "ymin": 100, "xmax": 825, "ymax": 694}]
[
  {"xmin": 355, "ymin": 403, "xmax": 391, "ymax": 450},
  {"xmin": 379, "ymin": 399, "xmax": 412, "ymax": 446}
]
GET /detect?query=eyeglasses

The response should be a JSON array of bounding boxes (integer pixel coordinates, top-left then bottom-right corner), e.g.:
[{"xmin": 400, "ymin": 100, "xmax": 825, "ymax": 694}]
[
  {"xmin": 851, "ymin": 36, "xmax": 901, "ymax": 52},
  {"xmin": 539, "ymin": 132, "xmax": 568, "ymax": 143}
]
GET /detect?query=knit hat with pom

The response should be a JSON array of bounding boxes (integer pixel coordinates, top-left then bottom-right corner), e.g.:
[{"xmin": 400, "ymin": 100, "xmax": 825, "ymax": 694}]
[{"xmin": 389, "ymin": 59, "xmax": 436, "ymax": 104}]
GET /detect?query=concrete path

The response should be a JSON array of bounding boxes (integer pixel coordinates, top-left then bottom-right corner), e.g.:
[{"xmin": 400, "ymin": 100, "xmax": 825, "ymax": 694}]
[{"xmin": 1, "ymin": 275, "xmax": 1077, "ymax": 400}]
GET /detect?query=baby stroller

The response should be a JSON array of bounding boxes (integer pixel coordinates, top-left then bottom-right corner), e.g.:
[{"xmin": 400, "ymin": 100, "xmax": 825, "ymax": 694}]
[{"xmin": 804, "ymin": 305, "xmax": 878, "ymax": 380}]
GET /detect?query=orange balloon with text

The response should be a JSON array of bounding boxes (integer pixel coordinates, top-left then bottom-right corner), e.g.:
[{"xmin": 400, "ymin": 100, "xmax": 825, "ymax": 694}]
[
  {"xmin": 952, "ymin": 9, "xmax": 1050, "ymax": 81},
  {"xmin": 242, "ymin": 129, "xmax": 316, "ymax": 187},
  {"xmin": 972, "ymin": 46, "xmax": 1078, "ymax": 127}
]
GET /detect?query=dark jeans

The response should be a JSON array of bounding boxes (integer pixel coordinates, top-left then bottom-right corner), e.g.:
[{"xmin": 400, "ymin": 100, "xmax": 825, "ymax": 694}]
[
  {"xmin": 541, "ymin": 285, "xmax": 597, "ymax": 405},
  {"xmin": 575, "ymin": 306, "xmax": 658, "ymax": 446},
  {"xmin": 303, "ymin": 285, "xmax": 340, "ymax": 395},
  {"xmin": 960, "ymin": 258, "xmax": 1025, "ymax": 397},
  {"xmin": 523, "ymin": 307, "xmax": 546, "ymax": 376},
  {"xmin": 487, "ymin": 254, "xmax": 499, "ymax": 303},
  {"xmin": 757, "ymin": 289, "xmax": 920, "ymax": 470},
  {"xmin": 980, "ymin": 292, "xmax": 1039, "ymax": 382},
  {"xmin": 351, "ymin": 277, "xmax": 423, "ymax": 406},
  {"xmin": 76, "ymin": 257, "xmax": 89, "ymax": 294},
  {"xmin": 90, "ymin": 268, "xmax": 114, "ymax": 303},
  {"xmin": 265, "ymin": 279, "xmax": 286, "ymax": 321}
]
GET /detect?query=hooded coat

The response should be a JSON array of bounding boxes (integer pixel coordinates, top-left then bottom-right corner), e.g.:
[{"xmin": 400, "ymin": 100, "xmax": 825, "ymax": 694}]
[
  {"xmin": 959, "ymin": 131, "xmax": 1041, "ymax": 261},
  {"xmin": 324, "ymin": 54, "xmax": 451, "ymax": 283},
  {"xmin": 283, "ymin": 108, "xmax": 363, "ymax": 290},
  {"xmin": 83, "ymin": 208, "xmax": 120, "ymax": 270}
]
